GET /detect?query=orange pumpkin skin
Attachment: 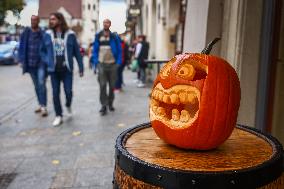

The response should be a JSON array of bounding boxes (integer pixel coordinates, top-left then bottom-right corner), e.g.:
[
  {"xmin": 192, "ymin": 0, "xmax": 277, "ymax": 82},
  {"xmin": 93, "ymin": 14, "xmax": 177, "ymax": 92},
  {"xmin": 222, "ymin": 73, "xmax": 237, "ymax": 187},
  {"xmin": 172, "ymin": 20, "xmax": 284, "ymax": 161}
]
[{"xmin": 149, "ymin": 53, "xmax": 241, "ymax": 150}]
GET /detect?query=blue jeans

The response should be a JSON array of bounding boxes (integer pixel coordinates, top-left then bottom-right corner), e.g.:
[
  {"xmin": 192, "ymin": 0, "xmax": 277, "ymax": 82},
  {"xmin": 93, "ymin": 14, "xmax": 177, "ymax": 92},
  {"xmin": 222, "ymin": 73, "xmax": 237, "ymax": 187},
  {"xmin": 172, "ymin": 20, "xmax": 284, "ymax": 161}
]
[
  {"xmin": 115, "ymin": 64, "xmax": 125, "ymax": 89},
  {"xmin": 50, "ymin": 70, "xmax": 73, "ymax": 116},
  {"xmin": 138, "ymin": 66, "xmax": 146, "ymax": 84},
  {"xmin": 28, "ymin": 67, "xmax": 47, "ymax": 106}
]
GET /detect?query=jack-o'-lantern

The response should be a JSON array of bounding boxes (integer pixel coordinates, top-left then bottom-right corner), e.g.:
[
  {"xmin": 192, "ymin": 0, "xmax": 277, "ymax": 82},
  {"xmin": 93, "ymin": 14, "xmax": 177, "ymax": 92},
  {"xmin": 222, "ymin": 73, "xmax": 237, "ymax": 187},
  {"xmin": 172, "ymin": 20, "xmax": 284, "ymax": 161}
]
[{"xmin": 149, "ymin": 38, "xmax": 241, "ymax": 150}]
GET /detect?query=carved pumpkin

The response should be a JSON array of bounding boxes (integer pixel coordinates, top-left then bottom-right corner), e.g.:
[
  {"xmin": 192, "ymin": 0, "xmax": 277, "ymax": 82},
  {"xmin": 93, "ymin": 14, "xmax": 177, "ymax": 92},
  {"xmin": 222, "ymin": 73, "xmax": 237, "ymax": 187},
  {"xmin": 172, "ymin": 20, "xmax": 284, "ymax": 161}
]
[{"xmin": 149, "ymin": 52, "xmax": 241, "ymax": 150}]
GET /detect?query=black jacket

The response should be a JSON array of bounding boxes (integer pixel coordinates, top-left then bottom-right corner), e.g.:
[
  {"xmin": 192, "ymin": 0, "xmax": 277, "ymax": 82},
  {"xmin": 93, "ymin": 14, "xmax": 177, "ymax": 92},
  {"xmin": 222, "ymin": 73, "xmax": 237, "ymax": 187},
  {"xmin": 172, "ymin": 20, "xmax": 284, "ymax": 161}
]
[{"xmin": 138, "ymin": 41, "xmax": 149, "ymax": 68}]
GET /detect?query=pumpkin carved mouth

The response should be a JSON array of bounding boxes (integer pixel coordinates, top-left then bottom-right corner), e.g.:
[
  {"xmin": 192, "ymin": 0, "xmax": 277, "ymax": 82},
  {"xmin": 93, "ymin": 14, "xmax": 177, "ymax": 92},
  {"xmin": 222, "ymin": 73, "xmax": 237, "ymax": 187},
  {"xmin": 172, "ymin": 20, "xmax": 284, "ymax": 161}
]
[{"xmin": 150, "ymin": 83, "xmax": 200, "ymax": 129}]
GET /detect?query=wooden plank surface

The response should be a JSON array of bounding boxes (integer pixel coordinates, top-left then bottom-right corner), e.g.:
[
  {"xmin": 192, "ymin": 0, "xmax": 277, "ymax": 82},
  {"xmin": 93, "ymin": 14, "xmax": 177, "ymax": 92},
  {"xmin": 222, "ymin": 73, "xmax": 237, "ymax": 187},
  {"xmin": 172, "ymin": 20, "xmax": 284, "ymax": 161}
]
[{"xmin": 125, "ymin": 127, "xmax": 273, "ymax": 172}]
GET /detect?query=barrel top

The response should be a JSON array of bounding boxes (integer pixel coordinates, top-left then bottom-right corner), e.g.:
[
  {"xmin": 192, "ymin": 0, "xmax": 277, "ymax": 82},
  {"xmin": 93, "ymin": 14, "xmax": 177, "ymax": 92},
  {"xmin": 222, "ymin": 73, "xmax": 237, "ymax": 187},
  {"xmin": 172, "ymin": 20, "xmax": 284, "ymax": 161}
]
[
  {"xmin": 115, "ymin": 123, "xmax": 283, "ymax": 188},
  {"xmin": 125, "ymin": 125, "xmax": 274, "ymax": 172}
]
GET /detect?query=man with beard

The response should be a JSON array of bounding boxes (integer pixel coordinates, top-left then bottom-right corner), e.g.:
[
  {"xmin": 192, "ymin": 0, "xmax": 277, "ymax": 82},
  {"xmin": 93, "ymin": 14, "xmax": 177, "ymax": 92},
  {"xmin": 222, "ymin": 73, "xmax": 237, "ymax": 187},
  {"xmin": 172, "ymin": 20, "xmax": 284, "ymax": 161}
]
[
  {"xmin": 40, "ymin": 12, "xmax": 84, "ymax": 126},
  {"xmin": 92, "ymin": 19, "xmax": 122, "ymax": 116},
  {"xmin": 19, "ymin": 15, "xmax": 48, "ymax": 117}
]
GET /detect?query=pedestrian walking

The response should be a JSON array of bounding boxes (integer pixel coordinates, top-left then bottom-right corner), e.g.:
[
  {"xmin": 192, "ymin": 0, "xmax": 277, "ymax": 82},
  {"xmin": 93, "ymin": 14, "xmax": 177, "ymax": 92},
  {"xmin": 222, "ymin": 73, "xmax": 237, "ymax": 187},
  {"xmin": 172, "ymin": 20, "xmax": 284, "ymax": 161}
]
[
  {"xmin": 129, "ymin": 38, "xmax": 139, "ymax": 81},
  {"xmin": 40, "ymin": 12, "xmax": 84, "ymax": 126},
  {"xmin": 18, "ymin": 15, "xmax": 48, "ymax": 117},
  {"xmin": 135, "ymin": 35, "xmax": 149, "ymax": 88},
  {"xmin": 92, "ymin": 19, "xmax": 122, "ymax": 116}
]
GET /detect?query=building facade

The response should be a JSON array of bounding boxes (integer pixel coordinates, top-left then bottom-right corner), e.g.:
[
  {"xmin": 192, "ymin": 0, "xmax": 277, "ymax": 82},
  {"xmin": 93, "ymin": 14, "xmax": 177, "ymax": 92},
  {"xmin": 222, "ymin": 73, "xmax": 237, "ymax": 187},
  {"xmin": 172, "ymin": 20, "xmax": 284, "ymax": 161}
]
[
  {"xmin": 81, "ymin": 0, "xmax": 100, "ymax": 44},
  {"xmin": 126, "ymin": 0, "xmax": 186, "ymax": 59},
  {"xmin": 38, "ymin": 0, "xmax": 99, "ymax": 45}
]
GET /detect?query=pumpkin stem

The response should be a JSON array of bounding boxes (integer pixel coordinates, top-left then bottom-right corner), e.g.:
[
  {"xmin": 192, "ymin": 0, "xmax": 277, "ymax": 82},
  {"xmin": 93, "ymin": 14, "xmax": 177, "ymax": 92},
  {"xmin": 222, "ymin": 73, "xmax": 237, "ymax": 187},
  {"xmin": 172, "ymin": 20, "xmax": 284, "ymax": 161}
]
[{"xmin": 201, "ymin": 37, "xmax": 221, "ymax": 55}]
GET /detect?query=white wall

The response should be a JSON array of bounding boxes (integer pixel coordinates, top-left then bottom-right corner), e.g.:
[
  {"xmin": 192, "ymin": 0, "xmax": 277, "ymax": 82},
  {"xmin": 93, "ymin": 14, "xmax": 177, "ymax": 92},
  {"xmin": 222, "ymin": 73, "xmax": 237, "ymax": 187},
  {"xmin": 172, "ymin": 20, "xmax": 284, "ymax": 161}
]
[
  {"xmin": 155, "ymin": 0, "xmax": 168, "ymax": 59},
  {"xmin": 183, "ymin": 0, "xmax": 209, "ymax": 53},
  {"xmin": 154, "ymin": 0, "xmax": 180, "ymax": 59},
  {"xmin": 167, "ymin": 0, "xmax": 180, "ymax": 57},
  {"xmin": 206, "ymin": 0, "xmax": 223, "ymax": 55},
  {"xmin": 221, "ymin": 0, "xmax": 263, "ymax": 127},
  {"xmin": 149, "ymin": 0, "xmax": 157, "ymax": 59},
  {"xmin": 141, "ymin": 0, "xmax": 156, "ymax": 58}
]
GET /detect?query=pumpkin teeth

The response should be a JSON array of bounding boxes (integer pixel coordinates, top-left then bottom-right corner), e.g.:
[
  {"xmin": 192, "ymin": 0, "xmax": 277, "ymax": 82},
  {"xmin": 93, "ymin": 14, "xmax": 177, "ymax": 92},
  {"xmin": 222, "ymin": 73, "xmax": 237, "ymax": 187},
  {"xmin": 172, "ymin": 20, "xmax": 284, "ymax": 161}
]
[
  {"xmin": 151, "ymin": 88, "xmax": 198, "ymax": 106},
  {"xmin": 170, "ymin": 94, "xmax": 179, "ymax": 104},
  {"xmin": 188, "ymin": 93, "xmax": 197, "ymax": 104},
  {"xmin": 179, "ymin": 92, "xmax": 187, "ymax": 103},
  {"xmin": 151, "ymin": 99, "xmax": 159, "ymax": 106},
  {"xmin": 163, "ymin": 95, "xmax": 171, "ymax": 104},
  {"xmin": 150, "ymin": 83, "xmax": 200, "ymax": 128},
  {"xmin": 180, "ymin": 110, "xmax": 190, "ymax": 122},
  {"xmin": 154, "ymin": 91, "xmax": 158, "ymax": 99},
  {"xmin": 152, "ymin": 106, "xmax": 158, "ymax": 113},
  {"xmin": 158, "ymin": 91, "xmax": 163, "ymax": 101},
  {"xmin": 157, "ymin": 107, "xmax": 166, "ymax": 117},
  {"xmin": 172, "ymin": 109, "xmax": 180, "ymax": 121}
]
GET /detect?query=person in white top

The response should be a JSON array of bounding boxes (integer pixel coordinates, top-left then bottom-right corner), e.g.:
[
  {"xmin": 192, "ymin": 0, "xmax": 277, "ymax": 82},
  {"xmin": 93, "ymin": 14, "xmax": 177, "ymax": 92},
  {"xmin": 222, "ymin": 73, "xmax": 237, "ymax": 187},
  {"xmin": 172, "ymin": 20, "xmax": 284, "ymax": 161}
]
[{"xmin": 134, "ymin": 35, "xmax": 149, "ymax": 88}]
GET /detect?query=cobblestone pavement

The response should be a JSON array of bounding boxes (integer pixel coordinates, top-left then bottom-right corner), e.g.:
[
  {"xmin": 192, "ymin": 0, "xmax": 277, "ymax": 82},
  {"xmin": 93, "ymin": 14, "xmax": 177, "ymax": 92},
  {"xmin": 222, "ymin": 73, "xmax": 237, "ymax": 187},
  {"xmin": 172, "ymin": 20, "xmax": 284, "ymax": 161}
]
[{"xmin": 0, "ymin": 63, "xmax": 152, "ymax": 189}]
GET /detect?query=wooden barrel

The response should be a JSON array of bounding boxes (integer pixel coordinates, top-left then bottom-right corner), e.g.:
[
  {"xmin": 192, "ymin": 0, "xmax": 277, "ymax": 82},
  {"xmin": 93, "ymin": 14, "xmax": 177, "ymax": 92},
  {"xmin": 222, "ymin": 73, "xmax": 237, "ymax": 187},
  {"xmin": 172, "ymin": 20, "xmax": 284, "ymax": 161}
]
[{"xmin": 113, "ymin": 123, "xmax": 284, "ymax": 189}]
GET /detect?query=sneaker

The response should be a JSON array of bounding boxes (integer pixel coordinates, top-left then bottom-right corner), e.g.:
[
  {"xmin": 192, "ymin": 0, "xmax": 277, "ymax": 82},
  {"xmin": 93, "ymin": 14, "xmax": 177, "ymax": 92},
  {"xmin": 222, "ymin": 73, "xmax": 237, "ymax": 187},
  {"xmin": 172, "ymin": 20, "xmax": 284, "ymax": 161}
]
[
  {"xmin": 34, "ymin": 107, "xmax": 41, "ymax": 113},
  {"xmin": 99, "ymin": 106, "xmax": 107, "ymax": 116},
  {"xmin": 41, "ymin": 107, "xmax": 48, "ymax": 117},
  {"xmin": 52, "ymin": 116, "xmax": 63, "ymax": 127},
  {"xmin": 137, "ymin": 82, "xmax": 146, "ymax": 88},
  {"xmin": 66, "ymin": 107, "xmax": 72, "ymax": 117}
]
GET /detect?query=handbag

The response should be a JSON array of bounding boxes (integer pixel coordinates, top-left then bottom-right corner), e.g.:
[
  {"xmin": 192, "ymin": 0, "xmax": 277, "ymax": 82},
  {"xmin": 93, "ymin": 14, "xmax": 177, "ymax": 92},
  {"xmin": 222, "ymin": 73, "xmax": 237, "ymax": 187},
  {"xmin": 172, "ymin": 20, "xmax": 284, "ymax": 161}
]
[{"xmin": 130, "ymin": 59, "xmax": 138, "ymax": 72}]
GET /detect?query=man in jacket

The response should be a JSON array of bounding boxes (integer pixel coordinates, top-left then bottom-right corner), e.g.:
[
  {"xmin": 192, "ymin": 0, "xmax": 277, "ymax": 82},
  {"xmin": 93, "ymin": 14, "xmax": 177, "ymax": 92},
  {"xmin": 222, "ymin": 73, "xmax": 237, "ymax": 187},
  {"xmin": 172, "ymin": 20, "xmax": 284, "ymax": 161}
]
[
  {"xmin": 92, "ymin": 19, "xmax": 122, "ymax": 116},
  {"xmin": 19, "ymin": 15, "xmax": 48, "ymax": 117},
  {"xmin": 40, "ymin": 12, "xmax": 84, "ymax": 126}
]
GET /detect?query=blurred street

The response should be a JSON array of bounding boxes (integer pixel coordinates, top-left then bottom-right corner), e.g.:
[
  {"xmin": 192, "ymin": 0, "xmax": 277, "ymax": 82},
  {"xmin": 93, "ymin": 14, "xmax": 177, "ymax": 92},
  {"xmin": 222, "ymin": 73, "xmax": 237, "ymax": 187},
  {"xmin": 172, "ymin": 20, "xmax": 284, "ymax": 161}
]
[
  {"xmin": 0, "ymin": 0, "xmax": 283, "ymax": 188},
  {"xmin": 0, "ymin": 61, "xmax": 151, "ymax": 189}
]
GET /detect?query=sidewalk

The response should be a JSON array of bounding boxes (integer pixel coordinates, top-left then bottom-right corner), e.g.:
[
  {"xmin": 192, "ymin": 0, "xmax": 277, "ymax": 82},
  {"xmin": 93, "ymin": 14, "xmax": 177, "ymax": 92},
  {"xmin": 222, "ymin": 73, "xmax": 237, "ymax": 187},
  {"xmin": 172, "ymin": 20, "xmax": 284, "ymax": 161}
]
[{"xmin": 0, "ymin": 66, "xmax": 151, "ymax": 189}]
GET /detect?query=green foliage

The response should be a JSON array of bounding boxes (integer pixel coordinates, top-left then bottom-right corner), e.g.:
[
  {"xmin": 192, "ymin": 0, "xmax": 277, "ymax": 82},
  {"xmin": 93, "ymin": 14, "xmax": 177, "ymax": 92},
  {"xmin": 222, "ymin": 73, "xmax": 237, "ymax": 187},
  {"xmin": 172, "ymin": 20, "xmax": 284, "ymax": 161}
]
[{"xmin": 0, "ymin": 0, "xmax": 25, "ymax": 25}]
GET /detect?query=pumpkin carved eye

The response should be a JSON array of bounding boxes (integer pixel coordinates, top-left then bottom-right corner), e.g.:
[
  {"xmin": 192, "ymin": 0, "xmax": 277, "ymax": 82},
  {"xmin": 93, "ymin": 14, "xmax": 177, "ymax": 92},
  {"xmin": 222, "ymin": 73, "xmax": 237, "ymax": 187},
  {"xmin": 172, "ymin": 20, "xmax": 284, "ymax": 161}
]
[{"xmin": 177, "ymin": 64, "xmax": 196, "ymax": 80}]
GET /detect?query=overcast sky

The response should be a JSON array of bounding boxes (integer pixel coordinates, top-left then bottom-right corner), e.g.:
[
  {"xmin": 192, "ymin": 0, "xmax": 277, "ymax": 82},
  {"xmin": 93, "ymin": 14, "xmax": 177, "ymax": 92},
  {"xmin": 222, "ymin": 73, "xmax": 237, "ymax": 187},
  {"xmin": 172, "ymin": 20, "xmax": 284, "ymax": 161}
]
[
  {"xmin": 5, "ymin": 0, "xmax": 38, "ymax": 26},
  {"xmin": 99, "ymin": 0, "xmax": 126, "ymax": 33},
  {"xmin": 5, "ymin": 0, "xmax": 126, "ymax": 33}
]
